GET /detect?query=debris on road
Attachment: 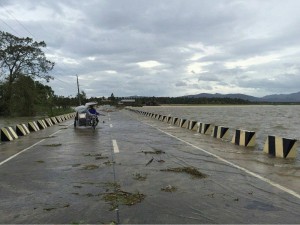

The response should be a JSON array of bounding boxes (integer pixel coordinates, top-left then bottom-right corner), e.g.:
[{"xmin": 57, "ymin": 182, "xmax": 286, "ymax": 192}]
[
  {"xmin": 160, "ymin": 166, "xmax": 207, "ymax": 179},
  {"xmin": 133, "ymin": 173, "xmax": 147, "ymax": 181},
  {"xmin": 161, "ymin": 185, "xmax": 177, "ymax": 192},
  {"xmin": 102, "ymin": 182, "xmax": 145, "ymax": 211},
  {"xmin": 82, "ymin": 164, "xmax": 99, "ymax": 170},
  {"xmin": 145, "ymin": 157, "xmax": 154, "ymax": 166},
  {"xmin": 141, "ymin": 150, "xmax": 165, "ymax": 154}
]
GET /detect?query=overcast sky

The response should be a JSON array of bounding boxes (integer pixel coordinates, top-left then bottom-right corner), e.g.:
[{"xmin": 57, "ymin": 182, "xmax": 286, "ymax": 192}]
[{"xmin": 1, "ymin": 0, "xmax": 300, "ymax": 98}]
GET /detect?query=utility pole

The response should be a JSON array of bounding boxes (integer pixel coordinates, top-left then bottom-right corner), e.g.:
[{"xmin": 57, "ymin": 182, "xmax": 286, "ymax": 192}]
[{"xmin": 76, "ymin": 75, "xmax": 81, "ymax": 105}]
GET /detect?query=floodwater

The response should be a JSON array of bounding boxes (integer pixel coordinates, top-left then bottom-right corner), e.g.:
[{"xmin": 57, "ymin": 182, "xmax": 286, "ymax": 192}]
[{"xmin": 134, "ymin": 105, "xmax": 300, "ymax": 160}]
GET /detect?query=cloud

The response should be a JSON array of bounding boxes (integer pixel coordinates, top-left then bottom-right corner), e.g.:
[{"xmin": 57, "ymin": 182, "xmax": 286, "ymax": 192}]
[
  {"xmin": 1, "ymin": 0, "xmax": 300, "ymax": 97},
  {"xmin": 175, "ymin": 81, "xmax": 187, "ymax": 87}
]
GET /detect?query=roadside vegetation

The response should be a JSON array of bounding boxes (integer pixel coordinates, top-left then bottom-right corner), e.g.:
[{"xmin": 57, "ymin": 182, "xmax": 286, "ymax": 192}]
[{"xmin": 0, "ymin": 31, "xmax": 110, "ymax": 117}]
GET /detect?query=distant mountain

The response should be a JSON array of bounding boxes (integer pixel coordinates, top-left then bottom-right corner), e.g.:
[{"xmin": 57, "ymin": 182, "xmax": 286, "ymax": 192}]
[
  {"xmin": 261, "ymin": 91, "xmax": 300, "ymax": 102},
  {"xmin": 183, "ymin": 91, "xmax": 300, "ymax": 102},
  {"xmin": 183, "ymin": 93, "xmax": 260, "ymax": 102}
]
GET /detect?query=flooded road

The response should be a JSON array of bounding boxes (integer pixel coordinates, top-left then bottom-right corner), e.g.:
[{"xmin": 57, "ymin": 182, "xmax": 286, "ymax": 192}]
[{"xmin": 0, "ymin": 109, "xmax": 299, "ymax": 223}]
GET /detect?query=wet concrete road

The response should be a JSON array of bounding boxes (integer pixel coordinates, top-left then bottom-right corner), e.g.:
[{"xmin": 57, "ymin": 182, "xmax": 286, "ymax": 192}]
[{"xmin": 0, "ymin": 110, "xmax": 300, "ymax": 224}]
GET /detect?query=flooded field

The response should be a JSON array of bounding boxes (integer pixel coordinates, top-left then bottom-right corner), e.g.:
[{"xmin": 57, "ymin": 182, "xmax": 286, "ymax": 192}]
[{"xmin": 135, "ymin": 105, "xmax": 300, "ymax": 155}]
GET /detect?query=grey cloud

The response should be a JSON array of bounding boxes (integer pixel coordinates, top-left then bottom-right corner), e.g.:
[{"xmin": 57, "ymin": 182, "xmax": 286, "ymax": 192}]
[
  {"xmin": 2, "ymin": 0, "xmax": 300, "ymax": 97},
  {"xmin": 198, "ymin": 74, "xmax": 220, "ymax": 82},
  {"xmin": 175, "ymin": 81, "xmax": 187, "ymax": 87},
  {"xmin": 237, "ymin": 73, "xmax": 300, "ymax": 93}
]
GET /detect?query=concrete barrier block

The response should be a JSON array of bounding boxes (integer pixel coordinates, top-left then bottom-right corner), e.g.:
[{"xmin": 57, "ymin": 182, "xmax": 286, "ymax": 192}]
[
  {"xmin": 1, "ymin": 127, "xmax": 18, "ymax": 141},
  {"xmin": 232, "ymin": 129, "xmax": 256, "ymax": 147},
  {"xmin": 166, "ymin": 116, "xmax": 172, "ymax": 123},
  {"xmin": 263, "ymin": 135, "xmax": 297, "ymax": 159},
  {"xmin": 16, "ymin": 124, "xmax": 30, "ymax": 136},
  {"xmin": 45, "ymin": 118, "xmax": 54, "ymax": 126},
  {"xmin": 51, "ymin": 117, "xmax": 58, "ymax": 124},
  {"xmin": 212, "ymin": 126, "xmax": 229, "ymax": 139},
  {"xmin": 188, "ymin": 120, "xmax": 198, "ymax": 131},
  {"xmin": 198, "ymin": 123, "xmax": 212, "ymax": 135},
  {"xmin": 173, "ymin": 117, "xmax": 179, "ymax": 126},
  {"xmin": 179, "ymin": 119, "xmax": 187, "ymax": 128},
  {"xmin": 28, "ymin": 121, "xmax": 40, "ymax": 132},
  {"xmin": 55, "ymin": 116, "xmax": 63, "ymax": 123},
  {"xmin": 37, "ymin": 120, "xmax": 47, "ymax": 129}
]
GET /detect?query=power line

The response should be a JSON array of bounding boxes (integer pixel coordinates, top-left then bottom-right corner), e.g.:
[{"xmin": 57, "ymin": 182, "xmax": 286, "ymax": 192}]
[
  {"xmin": 0, "ymin": 17, "xmax": 21, "ymax": 36},
  {"xmin": 0, "ymin": 2, "xmax": 81, "ymax": 95},
  {"xmin": 0, "ymin": 1, "xmax": 37, "ymax": 39},
  {"xmin": 0, "ymin": 2, "xmax": 85, "ymax": 96}
]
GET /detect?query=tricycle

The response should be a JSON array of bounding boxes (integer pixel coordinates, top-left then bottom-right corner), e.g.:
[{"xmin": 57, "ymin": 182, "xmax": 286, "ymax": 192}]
[{"xmin": 74, "ymin": 102, "xmax": 99, "ymax": 130}]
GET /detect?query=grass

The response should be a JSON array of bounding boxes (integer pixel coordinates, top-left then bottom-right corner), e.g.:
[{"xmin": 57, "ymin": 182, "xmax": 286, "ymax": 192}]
[
  {"xmin": 102, "ymin": 182, "xmax": 145, "ymax": 211},
  {"xmin": 141, "ymin": 150, "xmax": 165, "ymax": 154},
  {"xmin": 133, "ymin": 173, "xmax": 147, "ymax": 181},
  {"xmin": 83, "ymin": 153, "xmax": 109, "ymax": 160},
  {"xmin": 104, "ymin": 160, "xmax": 115, "ymax": 166},
  {"xmin": 82, "ymin": 164, "xmax": 99, "ymax": 170},
  {"xmin": 160, "ymin": 166, "xmax": 207, "ymax": 179}
]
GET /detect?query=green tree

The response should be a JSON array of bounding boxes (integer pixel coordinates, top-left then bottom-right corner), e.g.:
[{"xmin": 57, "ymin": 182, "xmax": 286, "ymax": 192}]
[
  {"xmin": 76, "ymin": 90, "xmax": 86, "ymax": 105},
  {"xmin": 0, "ymin": 31, "xmax": 54, "ymax": 114},
  {"xmin": 109, "ymin": 93, "xmax": 116, "ymax": 104},
  {"xmin": 10, "ymin": 75, "xmax": 35, "ymax": 116}
]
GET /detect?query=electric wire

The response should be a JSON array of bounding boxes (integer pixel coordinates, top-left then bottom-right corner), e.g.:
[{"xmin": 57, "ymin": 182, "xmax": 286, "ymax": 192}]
[{"xmin": 0, "ymin": 1, "xmax": 77, "ymax": 93}]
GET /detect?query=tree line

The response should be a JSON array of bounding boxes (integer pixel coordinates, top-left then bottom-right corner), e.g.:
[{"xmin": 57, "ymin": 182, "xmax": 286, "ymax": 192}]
[
  {"xmin": 0, "ymin": 31, "xmax": 80, "ymax": 116},
  {"xmin": 132, "ymin": 96, "xmax": 251, "ymax": 106}
]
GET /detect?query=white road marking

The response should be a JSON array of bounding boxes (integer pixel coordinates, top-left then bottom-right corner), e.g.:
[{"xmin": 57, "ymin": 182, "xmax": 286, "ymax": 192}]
[
  {"xmin": 112, "ymin": 140, "xmax": 120, "ymax": 153},
  {"xmin": 145, "ymin": 122, "xmax": 300, "ymax": 200},
  {"xmin": 0, "ymin": 130, "xmax": 62, "ymax": 167},
  {"xmin": 110, "ymin": 124, "xmax": 113, "ymax": 128}
]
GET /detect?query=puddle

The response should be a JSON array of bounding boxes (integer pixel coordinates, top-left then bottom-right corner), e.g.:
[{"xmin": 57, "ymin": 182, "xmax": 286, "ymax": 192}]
[
  {"xmin": 42, "ymin": 144, "xmax": 62, "ymax": 147},
  {"xmin": 36, "ymin": 136, "xmax": 56, "ymax": 139}
]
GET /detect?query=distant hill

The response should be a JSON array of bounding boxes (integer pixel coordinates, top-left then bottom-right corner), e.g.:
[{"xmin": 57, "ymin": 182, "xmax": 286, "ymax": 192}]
[
  {"xmin": 261, "ymin": 92, "xmax": 300, "ymax": 102},
  {"xmin": 183, "ymin": 91, "xmax": 300, "ymax": 102}
]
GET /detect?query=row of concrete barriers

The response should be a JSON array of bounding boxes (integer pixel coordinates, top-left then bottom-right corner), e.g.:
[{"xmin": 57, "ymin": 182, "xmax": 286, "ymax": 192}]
[
  {"xmin": 0, "ymin": 113, "xmax": 76, "ymax": 143},
  {"xmin": 128, "ymin": 108, "xmax": 298, "ymax": 159}
]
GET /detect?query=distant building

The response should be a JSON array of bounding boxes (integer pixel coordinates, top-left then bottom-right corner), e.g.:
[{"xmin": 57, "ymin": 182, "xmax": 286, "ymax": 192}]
[{"xmin": 118, "ymin": 99, "xmax": 136, "ymax": 106}]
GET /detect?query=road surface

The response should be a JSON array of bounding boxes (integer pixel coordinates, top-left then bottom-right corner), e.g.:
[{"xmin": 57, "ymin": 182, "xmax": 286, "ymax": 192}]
[{"xmin": 0, "ymin": 109, "xmax": 300, "ymax": 224}]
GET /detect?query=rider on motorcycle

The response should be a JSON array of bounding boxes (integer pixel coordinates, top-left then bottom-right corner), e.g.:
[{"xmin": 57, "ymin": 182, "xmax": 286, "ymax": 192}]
[{"xmin": 88, "ymin": 105, "xmax": 100, "ymax": 124}]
